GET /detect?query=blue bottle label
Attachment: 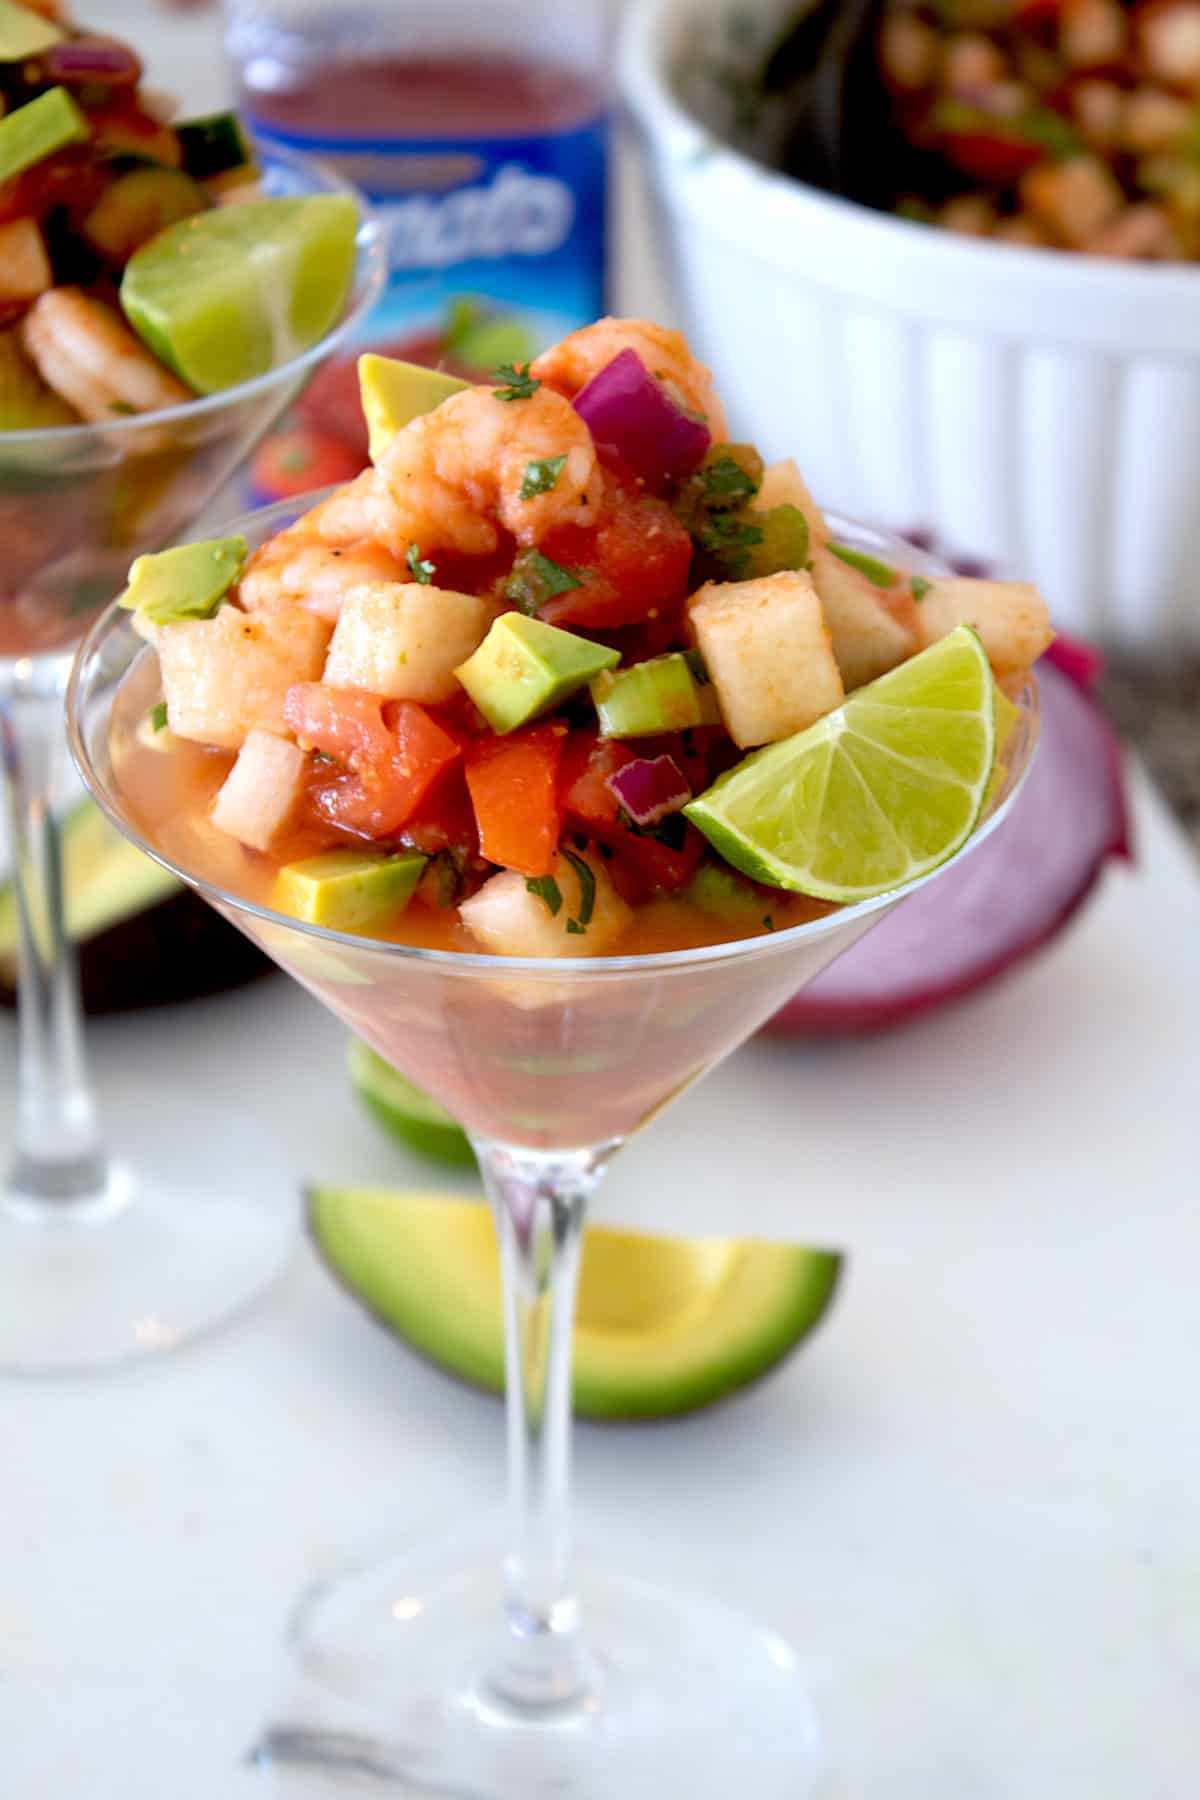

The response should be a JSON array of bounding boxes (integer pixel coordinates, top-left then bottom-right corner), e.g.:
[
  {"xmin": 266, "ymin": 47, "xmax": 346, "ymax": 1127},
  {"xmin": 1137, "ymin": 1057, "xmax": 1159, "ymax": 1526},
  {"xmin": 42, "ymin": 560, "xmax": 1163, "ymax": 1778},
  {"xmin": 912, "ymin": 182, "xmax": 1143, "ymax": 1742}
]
[{"xmin": 248, "ymin": 115, "xmax": 610, "ymax": 364}]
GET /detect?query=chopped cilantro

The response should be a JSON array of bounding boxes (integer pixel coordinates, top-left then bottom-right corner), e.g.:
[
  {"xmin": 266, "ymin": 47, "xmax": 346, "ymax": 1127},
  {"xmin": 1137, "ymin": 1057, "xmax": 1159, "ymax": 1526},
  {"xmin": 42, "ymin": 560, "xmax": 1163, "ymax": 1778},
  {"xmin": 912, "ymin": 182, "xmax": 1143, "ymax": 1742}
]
[
  {"xmin": 762, "ymin": 915, "xmax": 775, "ymax": 932},
  {"xmin": 494, "ymin": 361, "xmax": 542, "ymax": 402},
  {"xmin": 701, "ymin": 450, "xmax": 761, "ymax": 508},
  {"xmin": 505, "ymin": 550, "xmax": 584, "ymax": 616},
  {"xmin": 520, "ymin": 455, "xmax": 568, "ymax": 500},
  {"xmin": 911, "ymin": 576, "xmax": 932, "ymax": 601},
  {"xmin": 406, "ymin": 543, "xmax": 436, "ymax": 584},
  {"xmin": 684, "ymin": 648, "xmax": 712, "ymax": 685},
  {"xmin": 526, "ymin": 875, "xmax": 563, "ymax": 916},
  {"xmin": 830, "ymin": 543, "xmax": 898, "ymax": 588},
  {"xmin": 561, "ymin": 848, "xmax": 596, "ymax": 929},
  {"xmin": 149, "ymin": 701, "xmax": 168, "ymax": 733},
  {"xmin": 565, "ymin": 918, "xmax": 586, "ymax": 936},
  {"xmin": 700, "ymin": 511, "xmax": 765, "ymax": 578},
  {"xmin": 433, "ymin": 854, "xmax": 461, "ymax": 909}
]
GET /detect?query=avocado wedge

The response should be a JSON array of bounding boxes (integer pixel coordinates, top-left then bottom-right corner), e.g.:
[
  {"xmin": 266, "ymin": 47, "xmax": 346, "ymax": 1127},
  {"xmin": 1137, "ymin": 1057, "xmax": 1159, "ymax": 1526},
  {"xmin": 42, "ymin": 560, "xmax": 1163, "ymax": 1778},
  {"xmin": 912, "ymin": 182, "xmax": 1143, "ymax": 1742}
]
[
  {"xmin": 0, "ymin": 797, "xmax": 270, "ymax": 1014},
  {"xmin": 309, "ymin": 1186, "xmax": 842, "ymax": 1422}
]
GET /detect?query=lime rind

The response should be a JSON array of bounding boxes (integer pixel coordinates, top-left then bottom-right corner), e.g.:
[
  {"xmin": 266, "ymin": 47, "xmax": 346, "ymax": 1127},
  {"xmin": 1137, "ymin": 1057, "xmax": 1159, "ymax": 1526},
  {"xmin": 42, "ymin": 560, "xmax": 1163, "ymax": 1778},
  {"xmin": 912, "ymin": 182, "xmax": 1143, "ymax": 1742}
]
[
  {"xmin": 347, "ymin": 1038, "xmax": 475, "ymax": 1168},
  {"xmin": 684, "ymin": 626, "xmax": 998, "ymax": 903}
]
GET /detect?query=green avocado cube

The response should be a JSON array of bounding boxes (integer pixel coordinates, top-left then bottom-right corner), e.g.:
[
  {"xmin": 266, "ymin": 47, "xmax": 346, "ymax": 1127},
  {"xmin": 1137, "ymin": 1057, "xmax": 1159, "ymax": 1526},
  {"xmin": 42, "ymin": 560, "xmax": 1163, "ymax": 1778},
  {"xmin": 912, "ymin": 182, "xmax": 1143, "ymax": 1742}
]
[
  {"xmin": 274, "ymin": 850, "xmax": 427, "ymax": 934},
  {"xmin": 117, "ymin": 537, "xmax": 248, "ymax": 627},
  {"xmin": 591, "ymin": 652, "xmax": 721, "ymax": 739},
  {"xmin": 0, "ymin": 0, "xmax": 64, "ymax": 60},
  {"xmin": 359, "ymin": 355, "xmax": 470, "ymax": 463},
  {"xmin": 686, "ymin": 862, "xmax": 762, "ymax": 921},
  {"xmin": 0, "ymin": 88, "xmax": 88, "ymax": 188},
  {"xmin": 455, "ymin": 613, "xmax": 619, "ymax": 734}
]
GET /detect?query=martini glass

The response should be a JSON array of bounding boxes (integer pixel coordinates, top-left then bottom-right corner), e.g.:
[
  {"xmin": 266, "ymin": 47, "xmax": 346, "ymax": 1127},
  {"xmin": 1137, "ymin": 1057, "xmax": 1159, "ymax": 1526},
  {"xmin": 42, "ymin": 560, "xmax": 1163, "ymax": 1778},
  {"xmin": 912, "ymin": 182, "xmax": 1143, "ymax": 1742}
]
[
  {"xmin": 69, "ymin": 500, "xmax": 1037, "ymax": 1795},
  {"xmin": 0, "ymin": 147, "xmax": 386, "ymax": 1376}
]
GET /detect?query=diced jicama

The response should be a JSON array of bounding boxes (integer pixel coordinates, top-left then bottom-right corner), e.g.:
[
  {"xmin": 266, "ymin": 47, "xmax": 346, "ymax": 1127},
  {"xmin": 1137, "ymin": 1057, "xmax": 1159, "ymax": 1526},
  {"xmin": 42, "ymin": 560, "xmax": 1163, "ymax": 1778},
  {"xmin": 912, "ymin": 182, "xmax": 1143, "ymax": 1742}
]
[
  {"xmin": 211, "ymin": 728, "xmax": 307, "ymax": 850},
  {"xmin": 752, "ymin": 459, "xmax": 829, "ymax": 549},
  {"xmin": 460, "ymin": 851, "xmax": 632, "ymax": 958},
  {"xmin": 0, "ymin": 220, "xmax": 52, "ymax": 306},
  {"xmin": 914, "ymin": 577, "xmax": 1054, "ymax": 678},
  {"xmin": 158, "ymin": 606, "xmax": 330, "ymax": 749},
  {"xmin": 322, "ymin": 580, "xmax": 496, "ymax": 705},
  {"xmin": 688, "ymin": 570, "xmax": 844, "ymax": 748},
  {"xmin": 811, "ymin": 547, "xmax": 915, "ymax": 691},
  {"xmin": 1020, "ymin": 156, "xmax": 1123, "ymax": 247}
]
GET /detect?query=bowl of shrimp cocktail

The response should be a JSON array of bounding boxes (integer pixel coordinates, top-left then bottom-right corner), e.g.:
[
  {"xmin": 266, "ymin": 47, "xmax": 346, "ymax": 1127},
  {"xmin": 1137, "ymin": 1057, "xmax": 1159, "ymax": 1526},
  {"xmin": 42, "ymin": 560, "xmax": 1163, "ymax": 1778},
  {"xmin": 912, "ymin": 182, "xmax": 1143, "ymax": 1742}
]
[{"xmin": 70, "ymin": 315, "xmax": 1048, "ymax": 1793}]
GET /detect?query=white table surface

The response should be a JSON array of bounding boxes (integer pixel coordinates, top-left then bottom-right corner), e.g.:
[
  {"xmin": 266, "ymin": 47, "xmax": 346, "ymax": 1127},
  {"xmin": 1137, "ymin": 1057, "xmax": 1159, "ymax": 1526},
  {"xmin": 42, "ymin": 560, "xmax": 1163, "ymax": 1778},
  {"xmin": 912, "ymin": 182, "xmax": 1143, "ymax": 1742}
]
[{"xmin": 4, "ymin": 6, "xmax": 1200, "ymax": 1795}]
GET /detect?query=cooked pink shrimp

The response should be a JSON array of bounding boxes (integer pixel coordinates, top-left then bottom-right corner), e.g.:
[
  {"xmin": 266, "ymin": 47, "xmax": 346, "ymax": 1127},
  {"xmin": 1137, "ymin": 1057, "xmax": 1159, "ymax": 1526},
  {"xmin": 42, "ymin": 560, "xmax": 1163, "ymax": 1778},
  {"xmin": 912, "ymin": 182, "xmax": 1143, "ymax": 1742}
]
[
  {"xmin": 21, "ymin": 287, "xmax": 191, "ymax": 422},
  {"xmin": 531, "ymin": 317, "xmax": 728, "ymax": 439},
  {"xmin": 238, "ymin": 471, "xmax": 415, "ymax": 622},
  {"xmin": 372, "ymin": 383, "xmax": 602, "ymax": 556}
]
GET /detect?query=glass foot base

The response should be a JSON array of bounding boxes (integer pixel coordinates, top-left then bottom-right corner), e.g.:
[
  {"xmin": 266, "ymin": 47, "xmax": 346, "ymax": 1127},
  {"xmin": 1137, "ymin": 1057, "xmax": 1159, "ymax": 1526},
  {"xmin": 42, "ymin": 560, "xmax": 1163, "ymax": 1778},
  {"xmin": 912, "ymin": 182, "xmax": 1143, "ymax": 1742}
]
[
  {"xmin": 252, "ymin": 1530, "xmax": 822, "ymax": 1798},
  {"xmin": 0, "ymin": 1121, "xmax": 294, "ymax": 1376}
]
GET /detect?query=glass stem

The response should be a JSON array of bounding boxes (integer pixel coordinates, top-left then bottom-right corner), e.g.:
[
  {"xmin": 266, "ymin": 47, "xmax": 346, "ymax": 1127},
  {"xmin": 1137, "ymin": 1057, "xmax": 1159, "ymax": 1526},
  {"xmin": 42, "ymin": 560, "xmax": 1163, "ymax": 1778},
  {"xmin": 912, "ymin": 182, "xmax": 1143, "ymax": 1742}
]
[
  {"xmin": 473, "ymin": 1136, "xmax": 618, "ymax": 1715},
  {"xmin": 1, "ymin": 658, "xmax": 108, "ymax": 1209}
]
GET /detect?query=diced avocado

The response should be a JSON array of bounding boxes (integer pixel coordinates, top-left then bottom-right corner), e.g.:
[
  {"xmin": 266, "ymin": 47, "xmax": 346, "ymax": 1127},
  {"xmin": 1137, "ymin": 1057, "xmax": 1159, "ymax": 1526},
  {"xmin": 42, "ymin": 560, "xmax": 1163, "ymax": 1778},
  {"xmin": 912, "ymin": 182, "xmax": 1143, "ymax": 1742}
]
[
  {"xmin": 686, "ymin": 862, "xmax": 762, "ymax": 921},
  {"xmin": 84, "ymin": 168, "xmax": 210, "ymax": 265},
  {"xmin": 274, "ymin": 850, "xmax": 426, "ymax": 934},
  {"xmin": 0, "ymin": 326, "xmax": 76, "ymax": 428},
  {"xmin": 455, "ymin": 613, "xmax": 618, "ymax": 735},
  {"xmin": 0, "ymin": 88, "xmax": 89, "ymax": 188},
  {"xmin": 829, "ymin": 543, "xmax": 898, "ymax": 589},
  {"xmin": 176, "ymin": 111, "xmax": 254, "ymax": 181},
  {"xmin": 591, "ymin": 652, "xmax": 718, "ymax": 738},
  {"xmin": 359, "ymin": 354, "xmax": 470, "ymax": 462},
  {"xmin": 0, "ymin": 0, "xmax": 64, "ymax": 60},
  {"xmin": 745, "ymin": 504, "xmax": 810, "ymax": 579},
  {"xmin": 309, "ymin": 1185, "xmax": 843, "ymax": 1421},
  {"xmin": 117, "ymin": 537, "xmax": 247, "ymax": 627}
]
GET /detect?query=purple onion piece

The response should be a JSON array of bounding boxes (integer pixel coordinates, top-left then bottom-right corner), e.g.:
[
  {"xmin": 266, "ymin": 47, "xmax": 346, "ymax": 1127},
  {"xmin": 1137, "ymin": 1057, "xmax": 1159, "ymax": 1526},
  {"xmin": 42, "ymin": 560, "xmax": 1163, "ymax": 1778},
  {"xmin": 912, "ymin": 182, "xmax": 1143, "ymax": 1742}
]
[
  {"xmin": 574, "ymin": 348, "xmax": 711, "ymax": 488},
  {"xmin": 606, "ymin": 754, "xmax": 692, "ymax": 828},
  {"xmin": 45, "ymin": 39, "xmax": 143, "ymax": 87}
]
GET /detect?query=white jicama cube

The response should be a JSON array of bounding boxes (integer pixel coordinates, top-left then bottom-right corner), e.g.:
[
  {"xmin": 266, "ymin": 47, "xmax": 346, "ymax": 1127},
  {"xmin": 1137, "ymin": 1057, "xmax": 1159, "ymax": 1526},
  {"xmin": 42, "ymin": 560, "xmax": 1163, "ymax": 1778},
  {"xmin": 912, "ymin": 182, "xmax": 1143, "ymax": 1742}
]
[
  {"xmin": 914, "ymin": 578, "xmax": 1054, "ymax": 678},
  {"xmin": 460, "ymin": 853, "xmax": 632, "ymax": 959},
  {"xmin": 158, "ymin": 606, "xmax": 330, "ymax": 749},
  {"xmin": 753, "ymin": 458, "xmax": 829, "ymax": 549},
  {"xmin": 810, "ymin": 548, "xmax": 915, "ymax": 691},
  {"xmin": 210, "ymin": 728, "xmax": 307, "ymax": 851},
  {"xmin": 322, "ymin": 581, "xmax": 497, "ymax": 704},
  {"xmin": 688, "ymin": 570, "xmax": 845, "ymax": 748}
]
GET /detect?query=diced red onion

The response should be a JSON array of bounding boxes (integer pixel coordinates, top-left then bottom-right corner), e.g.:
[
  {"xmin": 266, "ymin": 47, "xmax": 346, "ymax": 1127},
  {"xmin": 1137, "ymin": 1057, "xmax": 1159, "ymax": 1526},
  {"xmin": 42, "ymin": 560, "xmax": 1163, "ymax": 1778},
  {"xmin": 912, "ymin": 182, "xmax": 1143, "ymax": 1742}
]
[
  {"xmin": 45, "ymin": 38, "xmax": 143, "ymax": 87},
  {"xmin": 606, "ymin": 755, "xmax": 692, "ymax": 828},
  {"xmin": 574, "ymin": 349, "xmax": 711, "ymax": 488}
]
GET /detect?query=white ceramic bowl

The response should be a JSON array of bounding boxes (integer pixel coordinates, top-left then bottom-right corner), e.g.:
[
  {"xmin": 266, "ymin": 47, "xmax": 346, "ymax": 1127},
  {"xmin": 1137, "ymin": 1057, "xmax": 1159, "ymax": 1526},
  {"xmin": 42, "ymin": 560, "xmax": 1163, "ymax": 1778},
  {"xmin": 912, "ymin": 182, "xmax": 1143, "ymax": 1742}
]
[{"xmin": 620, "ymin": 0, "xmax": 1200, "ymax": 648}]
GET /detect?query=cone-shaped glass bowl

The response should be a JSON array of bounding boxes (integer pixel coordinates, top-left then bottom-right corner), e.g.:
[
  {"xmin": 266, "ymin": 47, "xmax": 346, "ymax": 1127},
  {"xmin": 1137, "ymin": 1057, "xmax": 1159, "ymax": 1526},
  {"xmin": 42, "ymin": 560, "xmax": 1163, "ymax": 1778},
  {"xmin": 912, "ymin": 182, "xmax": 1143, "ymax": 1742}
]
[
  {"xmin": 69, "ymin": 498, "xmax": 1037, "ymax": 1797},
  {"xmin": 0, "ymin": 150, "xmax": 386, "ymax": 1378}
]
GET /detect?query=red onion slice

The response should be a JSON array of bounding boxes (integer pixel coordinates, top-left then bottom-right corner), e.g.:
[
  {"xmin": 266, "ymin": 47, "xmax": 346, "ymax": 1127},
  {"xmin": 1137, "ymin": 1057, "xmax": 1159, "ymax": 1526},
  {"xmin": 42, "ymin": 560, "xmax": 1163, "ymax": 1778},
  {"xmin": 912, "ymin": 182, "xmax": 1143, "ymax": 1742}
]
[
  {"xmin": 45, "ymin": 38, "xmax": 143, "ymax": 86},
  {"xmin": 606, "ymin": 755, "xmax": 691, "ymax": 828},
  {"xmin": 573, "ymin": 349, "xmax": 711, "ymax": 488},
  {"xmin": 764, "ymin": 661, "xmax": 1131, "ymax": 1036}
]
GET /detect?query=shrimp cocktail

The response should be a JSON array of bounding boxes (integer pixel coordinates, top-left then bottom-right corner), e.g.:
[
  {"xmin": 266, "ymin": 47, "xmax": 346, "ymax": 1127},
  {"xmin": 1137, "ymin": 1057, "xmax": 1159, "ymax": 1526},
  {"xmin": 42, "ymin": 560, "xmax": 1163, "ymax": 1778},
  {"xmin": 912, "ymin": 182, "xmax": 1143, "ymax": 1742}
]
[
  {"xmin": 0, "ymin": 0, "xmax": 385, "ymax": 1378},
  {"xmin": 72, "ymin": 316, "xmax": 1047, "ymax": 1793}
]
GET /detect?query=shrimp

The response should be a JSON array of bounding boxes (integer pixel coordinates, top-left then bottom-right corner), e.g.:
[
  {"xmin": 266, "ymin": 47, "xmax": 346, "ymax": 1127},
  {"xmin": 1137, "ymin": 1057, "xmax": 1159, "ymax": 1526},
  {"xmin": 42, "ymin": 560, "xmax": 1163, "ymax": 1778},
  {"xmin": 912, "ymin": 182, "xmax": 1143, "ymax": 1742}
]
[
  {"xmin": 239, "ymin": 470, "xmax": 417, "ymax": 622},
  {"xmin": 20, "ymin": 287, "xmax": 191, "ymax": 423},
  {"xmin": 531, "ymin": 317, "xmax": 728, "ymax": 439},
  {"xmin": 372, "ymin": 383, "xmax": 602, "ymax": 556}
]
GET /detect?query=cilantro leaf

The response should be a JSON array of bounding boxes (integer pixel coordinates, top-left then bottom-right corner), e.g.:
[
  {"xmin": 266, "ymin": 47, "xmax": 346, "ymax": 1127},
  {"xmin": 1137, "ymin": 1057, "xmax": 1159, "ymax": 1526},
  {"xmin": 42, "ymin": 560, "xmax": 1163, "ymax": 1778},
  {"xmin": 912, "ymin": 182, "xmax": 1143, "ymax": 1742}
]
[
  {"xmin": 407, "ymin": 543, "xmax": 436, "ymax": 584},
  {"xmin": 700, "ymin": 512, "xmax": 765, "ymax": 578},
  {"xmin": 520, "ymin": 455, "xmax": 568, "ymax": 501},
  {"xmin": 829, "ymin": 543, "xmax": 899, "ymax": 588},
  {"xmin": 149, "ymin": 701, "xmax": 168, "ymax": 733},
  {"xmin": 911, "ymin": 575, "xmax": 932, "ymax": 601},
  {"xmin": 495, "ymin": 362, "xmax": 541, "ymax": 402},
  {"xmin": 701, "ymin": 450, "xmax": 761, "ymax": 509},
  {"xmin": 565, "ymin": 918, "xmax": 586, "ymax": 936},
  {"xmin": 561, "ymin": 848, "xmax": 596, "ymax": 928},
  {"xmin": 526, "ymin": 875, "xmax": 563, "ymax": 916},
  {"xmin": 505, "ymin": 550, "xmax": 585, "ymax": 616}
]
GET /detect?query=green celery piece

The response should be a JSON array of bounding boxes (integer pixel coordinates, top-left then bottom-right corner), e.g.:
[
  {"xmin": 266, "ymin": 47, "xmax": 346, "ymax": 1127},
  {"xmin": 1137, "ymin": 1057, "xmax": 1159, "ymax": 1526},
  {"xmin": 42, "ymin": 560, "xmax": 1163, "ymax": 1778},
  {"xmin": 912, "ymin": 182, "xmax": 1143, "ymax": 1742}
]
[{"xmin": 0, "ymin": 87, "xmax": 88, "ymax": 188}]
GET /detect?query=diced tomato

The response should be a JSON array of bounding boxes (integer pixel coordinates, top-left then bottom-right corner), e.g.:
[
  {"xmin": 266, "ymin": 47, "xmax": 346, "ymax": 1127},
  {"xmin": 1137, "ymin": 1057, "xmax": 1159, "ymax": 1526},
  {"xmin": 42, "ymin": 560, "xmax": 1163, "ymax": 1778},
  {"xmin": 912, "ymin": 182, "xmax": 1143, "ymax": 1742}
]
[
  {"xmin": 400, "ymin": 764, "xmax": 480, "ymax": 859},
  {"xmin": 559, "ymin": 730, "xmax": 635, "ymax": 830},
  {"xmin": 465, "ymin": 724, "xmax": 566, "ymax": 878},
  {"xmin": 941, "ymin": 128, "xmax": 1048, "ymax": 186},
  {"xmin": 537, "ymin": 475, "xmax": 692, "ymax": 630},
  {"xmin": 285, "ymin": 684, "xmax": 461, "ymax": 839},
  {"xmin": 249, "ymin": 429, "xmax": 364, "ymax": 505},
  {"xmin": 615, "ymin": 822, "xmax": 706, "ymax": 894}
]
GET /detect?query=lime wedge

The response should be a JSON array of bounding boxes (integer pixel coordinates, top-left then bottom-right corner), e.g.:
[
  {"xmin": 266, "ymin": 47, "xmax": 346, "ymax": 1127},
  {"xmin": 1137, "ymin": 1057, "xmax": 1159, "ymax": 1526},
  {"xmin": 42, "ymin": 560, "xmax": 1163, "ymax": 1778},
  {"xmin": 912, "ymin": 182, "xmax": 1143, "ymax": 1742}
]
[
  {"xmin": 120, "ymin": 196, "xmax": 358, "ymax": 395},
  {"xmin": 308, "ymin": 1185, "xmax": 842, "ymax": 1420},
  {"xmin": 348, "ymin": 1038, "xmax": 475, "ymax": 1168},
  {"xmin": 684, "ymin": 624, "xmax": 998, "ymax": 903}
]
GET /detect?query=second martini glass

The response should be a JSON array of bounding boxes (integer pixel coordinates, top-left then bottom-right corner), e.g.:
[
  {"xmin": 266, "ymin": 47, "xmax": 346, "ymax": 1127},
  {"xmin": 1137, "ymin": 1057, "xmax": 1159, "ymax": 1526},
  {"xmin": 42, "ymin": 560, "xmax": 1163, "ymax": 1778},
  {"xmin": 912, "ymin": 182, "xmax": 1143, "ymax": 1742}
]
[
  {"xmin": 70, "ymin": 501, "xmax": 1037, "ymax": 1795},
  {"xmin": 0, "ymin": 146, "xmax": 386, "ymax": 1376}
]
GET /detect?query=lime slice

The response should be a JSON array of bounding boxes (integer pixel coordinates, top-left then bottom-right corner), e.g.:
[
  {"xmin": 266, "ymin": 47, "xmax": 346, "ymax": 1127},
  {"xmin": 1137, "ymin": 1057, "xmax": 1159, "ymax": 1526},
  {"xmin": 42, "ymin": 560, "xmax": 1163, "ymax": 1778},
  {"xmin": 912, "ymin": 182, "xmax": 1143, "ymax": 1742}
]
[
  {"xmin": 308, "ymin": 1186, "xmax": 842, "ymax": 1421},
  {"xmin": 348, "ymin": 1038, "xmax": 475, "ymax": 1168},
  {"xmin": 120, "ymin": 195, "xmax": 358, "ymax": 395},
  {"xmin": 684, "ymin": 624, "xmax": 998, "ymax": 903}
]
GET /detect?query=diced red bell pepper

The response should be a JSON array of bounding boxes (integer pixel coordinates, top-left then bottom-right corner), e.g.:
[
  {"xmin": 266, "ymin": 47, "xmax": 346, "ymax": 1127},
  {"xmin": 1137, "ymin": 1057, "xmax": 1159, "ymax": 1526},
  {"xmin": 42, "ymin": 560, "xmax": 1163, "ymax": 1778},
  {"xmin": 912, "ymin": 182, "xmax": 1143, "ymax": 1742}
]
[
  {"xmin": 465, "ymin": 724, "xmax": 566, "ymax": 878},
  {"xmin": 537, "ymin": 477, "xmax": 692, "ymax": 630},
  {"xmin": 285, "ymin": 684, "xmax": 462, "ymax": 839}
]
